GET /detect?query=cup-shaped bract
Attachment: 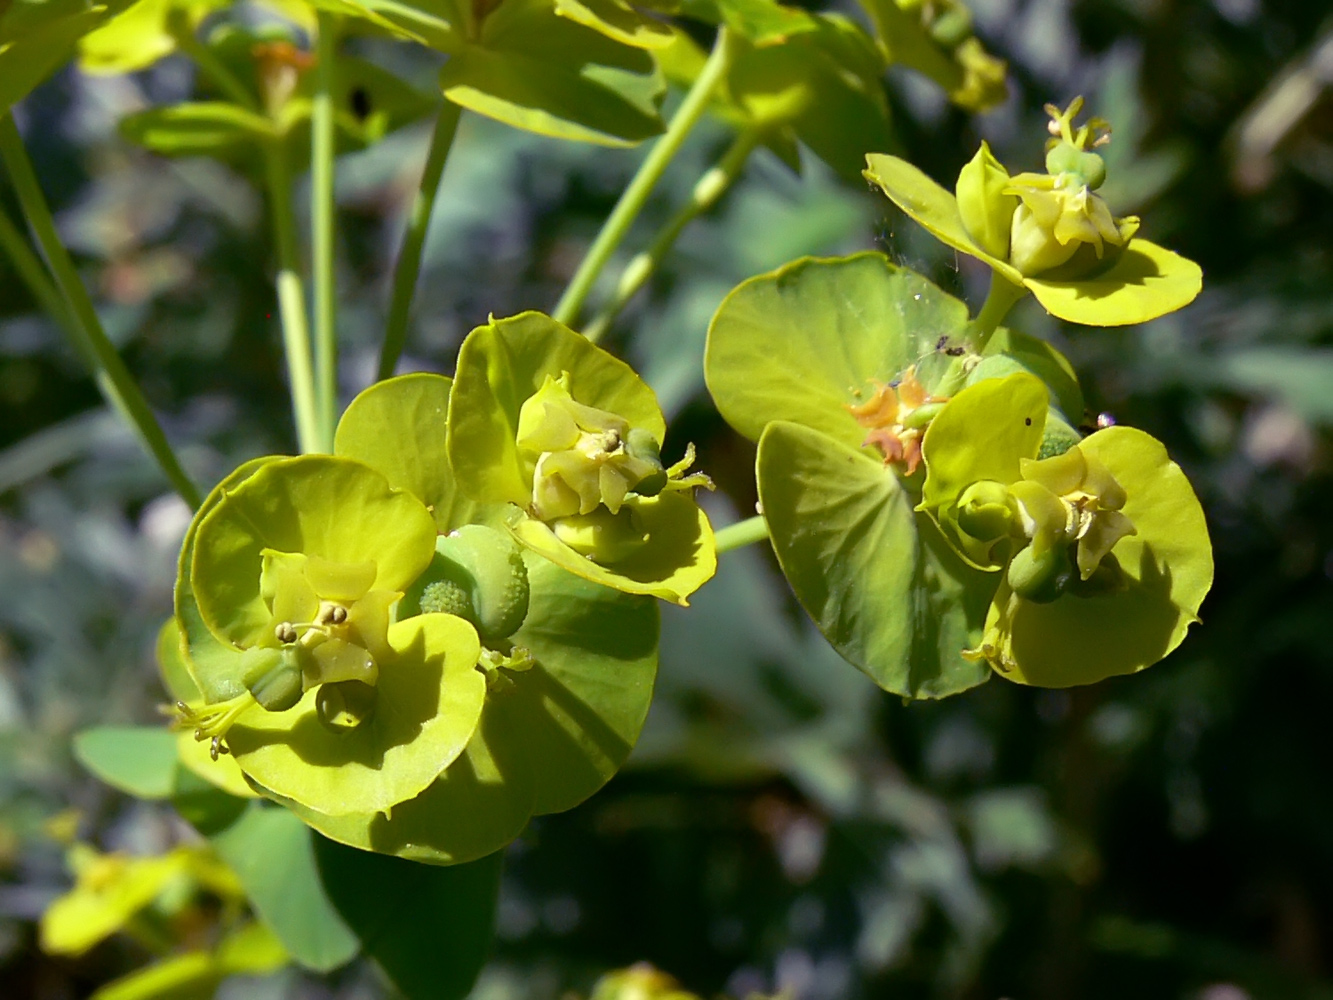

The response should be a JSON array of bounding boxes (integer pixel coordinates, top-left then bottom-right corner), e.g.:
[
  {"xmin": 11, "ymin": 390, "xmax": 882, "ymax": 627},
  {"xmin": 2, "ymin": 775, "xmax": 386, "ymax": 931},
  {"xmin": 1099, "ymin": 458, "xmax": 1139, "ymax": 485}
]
[
  {"xmin": 706, "ymin": 253, "xmax": 1009, "ymax": 698},
  {"xmin": 448, "ymin": 312, "xmax": 715, "ymax": 606},
  {"xmin": 863, "ymin": 99, "xmax": 1202, "ymax": 327},
  {"xmin": 177, "ymin": 455, "xmax": 488, "ymax": 816},
  {"xmin": 919, "ymin": 375, "xmax": 1213, "ymax": 686},
  {"xmin": 243, "ymin": 372, "xmax": 662, "ymax": 864},
  {"xmin": 918, "ymin": 373, "xmax": 1048, "ymax": 570}
]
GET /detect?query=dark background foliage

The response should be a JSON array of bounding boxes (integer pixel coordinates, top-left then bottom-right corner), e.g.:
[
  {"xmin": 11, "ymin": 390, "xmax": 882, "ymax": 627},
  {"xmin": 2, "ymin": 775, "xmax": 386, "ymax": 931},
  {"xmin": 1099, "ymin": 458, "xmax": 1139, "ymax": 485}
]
[{"xmin": 1, "ymin": 0, "xmax": 1332, "ymax": 997}]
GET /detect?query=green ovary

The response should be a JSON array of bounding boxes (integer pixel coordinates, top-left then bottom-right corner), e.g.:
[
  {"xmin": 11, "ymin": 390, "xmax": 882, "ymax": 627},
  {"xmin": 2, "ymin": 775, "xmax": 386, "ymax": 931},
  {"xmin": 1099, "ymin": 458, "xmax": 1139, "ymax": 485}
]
[{"xmin": 516, "ymin": 373, "xmax": 665, "ymax": 521}]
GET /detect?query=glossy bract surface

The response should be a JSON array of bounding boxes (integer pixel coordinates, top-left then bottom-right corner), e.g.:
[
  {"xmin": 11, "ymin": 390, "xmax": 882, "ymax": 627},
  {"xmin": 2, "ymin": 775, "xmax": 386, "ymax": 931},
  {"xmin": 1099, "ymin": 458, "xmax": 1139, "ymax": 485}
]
[{"xmin": 448, "ymin": 312, "xmax": 715, "ymax": 605}]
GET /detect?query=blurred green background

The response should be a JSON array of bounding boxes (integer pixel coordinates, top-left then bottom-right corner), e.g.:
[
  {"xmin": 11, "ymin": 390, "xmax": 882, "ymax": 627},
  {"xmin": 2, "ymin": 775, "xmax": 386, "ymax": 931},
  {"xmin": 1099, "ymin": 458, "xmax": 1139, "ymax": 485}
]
[{"xmin": 3, "ymin": 0, "xmax": 1333, "ymax": 997}]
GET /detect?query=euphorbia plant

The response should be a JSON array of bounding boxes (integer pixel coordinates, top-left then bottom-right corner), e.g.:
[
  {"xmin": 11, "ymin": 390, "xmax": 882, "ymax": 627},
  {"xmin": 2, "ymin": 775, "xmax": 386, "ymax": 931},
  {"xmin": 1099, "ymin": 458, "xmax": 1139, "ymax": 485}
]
[{"xmin": 0, "ymin": 0, "xmax": 1216, "ymax": 994}]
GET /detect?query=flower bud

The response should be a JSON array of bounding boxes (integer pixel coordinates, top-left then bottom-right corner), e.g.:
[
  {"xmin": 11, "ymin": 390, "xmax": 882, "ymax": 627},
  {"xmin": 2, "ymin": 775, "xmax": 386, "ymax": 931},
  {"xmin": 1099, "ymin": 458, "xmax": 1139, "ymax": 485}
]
[
  {"xmin": 955, "ymin": 480, "xmax": 1016, "ymax": 544},
  {"xmin": 956, "ymin": 141, "xmax": 1018, "ymax": 260}
]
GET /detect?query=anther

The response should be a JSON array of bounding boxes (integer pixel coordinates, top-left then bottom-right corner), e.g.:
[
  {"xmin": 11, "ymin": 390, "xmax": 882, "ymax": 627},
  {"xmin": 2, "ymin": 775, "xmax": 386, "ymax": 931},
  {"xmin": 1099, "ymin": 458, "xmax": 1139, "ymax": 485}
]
[
  {"xmin": 275, "ymin": 622, "xmax": 299, "ymax": 644},
  {"xmin": 327, "ymin": 605, "xmax": 348, "ymax": 625}
]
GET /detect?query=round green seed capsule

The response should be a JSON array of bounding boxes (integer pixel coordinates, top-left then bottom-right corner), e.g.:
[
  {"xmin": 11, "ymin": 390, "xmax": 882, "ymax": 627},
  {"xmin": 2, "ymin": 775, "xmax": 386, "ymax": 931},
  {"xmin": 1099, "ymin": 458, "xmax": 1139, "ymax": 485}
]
[
  {"xmin": 1007, "ymin": 542, "xmax": 1075, "ymax": 604},
  {"xmin": 1045, "ymin": 141, "xmax": 1083, "ymax": 177},
  {"xmin": 1077, "ymin": 150, "xmax": 1107, "ymax": 190},
  {"xmin": 401, "ymin": 525, "xmax": 530, "ymax": 642},
  {"xmin": 316, "ymin": 680, "xmax": 376, "ymax": 732},
  {"xmin": 241, "ymin": 646, "xmax": 303, "ymax": 712}
]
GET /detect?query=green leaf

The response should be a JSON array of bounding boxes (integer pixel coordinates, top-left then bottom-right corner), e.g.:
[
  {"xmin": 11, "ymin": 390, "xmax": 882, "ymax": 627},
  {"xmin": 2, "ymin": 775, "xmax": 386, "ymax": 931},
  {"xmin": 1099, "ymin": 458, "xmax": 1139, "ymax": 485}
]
[
  {"xmin": 496, "ymin": 551, "xmax": 659, "ymax": 813},
  {"xmin": 0, "ymin": 1, "xmax": 129, "ymax": 113},
  {"xmin": 73, "ymin": 727, "xmax": 180, "ymax": 800},
  {"xmin": 512, "ymin": 492, "xmax": 715, "ymax": 606},
  {"xmin": 190, "ymin": 454, "xmax": 436, "ymax": 649},
  {"xmin": 725, "ymin": 16, "xmax": 890, "ymax": 180},
  {"xmin": 227, "ymin": 613, "xmax": 486, "ymax": 816},
  {"xmin": 441, "ymin": 0, "xmax": 665, "ymax": 146},
  {"xmin": 919, "ymin": 373, "xmax": 1048, "ymax": 570},
  {"xmin": 980, "ymin": 426, "xmax": 1213, "ymax": 687},
  {"xmin": 175, "ymin": 458, "xmax": 276, "ymax": 703},
  {"xmin": 349, "ymin": 0, "xmax": 463, "ymax": 49},
  {"xmin": 314, "ymin": 838, "xmax": 501, "ymax": 1000},
  {"xmin": 78, "ymin": 0, "xmax": 226, "ymax": 75},
  {"xmin": 855, "ymin": 0, "xmax": 1007, "ymax": 111},
  {"xmin": 554, "ymin": 0, "xmax": 676, "ymax": 48},
  {"xmin": 757, "ymin": 420, "xmax": 992, "ymax": 698},
  {"xmin": 864, "ymin": 153, "xmax": 1023, "ymax": 284},
  {"xmin": 449, "ymin": 311, "xmax": 665, "ymax": 507},
  {"xmin": 89, "ymin": 923, "xmax": 286, "ymax": 1000},
  {"xmin": 210, "ymin": 803, "xmax": 359, "ymax": 972},
  {"xmin": 1024, "ymin": 239, "xmax": 1203, "ymax": 327},
  {"xmin": 978, "ymin": 327, "xmax": 1085, "ymax": 422},
  {"xmin": 266, "ymin": 552, "xmax": 658, "ymax": 860},
  {"xmin": 677, "ymin": 0, "xmax": 819, "ymax": 45},
  {"xmin": 706, "ymin": 252, "xmax": 971, "ymax": 450},
  {"xmin": 119, "ymin": 102, "xmax": 277, "ymax": 157},
  {"xmin": 335, "ymin": 372, "xmax": 489, "ymax": 532}
]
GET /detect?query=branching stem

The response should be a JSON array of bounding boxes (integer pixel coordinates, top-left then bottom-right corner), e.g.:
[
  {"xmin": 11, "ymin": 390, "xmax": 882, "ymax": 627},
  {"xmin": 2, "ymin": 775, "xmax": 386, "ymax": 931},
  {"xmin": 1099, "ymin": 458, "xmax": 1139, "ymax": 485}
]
[
  {"xmin": 584, "ymin": 128, "xmax": 760, "ymax": 344},
  {"xmin": 311, "ymin": 13, "xmax": 339, "ymax": 449},
  {"xmin": 263, "ymin": 143, "xmax": 321, "ymax": 454},
  {"xmin": 377, "ymin": 102, "xmax": 463, "ymax": 381},
  {"xmin": 714, "ymin": 514, "xmax": 769, "ymax": 555},
  {"xmin": 553, "ymin": 27, "xmax": 739, "ymax": 330},
  {"xmin": 970, "ymin": 273, "xmax": 1028, "ymax": 351}
]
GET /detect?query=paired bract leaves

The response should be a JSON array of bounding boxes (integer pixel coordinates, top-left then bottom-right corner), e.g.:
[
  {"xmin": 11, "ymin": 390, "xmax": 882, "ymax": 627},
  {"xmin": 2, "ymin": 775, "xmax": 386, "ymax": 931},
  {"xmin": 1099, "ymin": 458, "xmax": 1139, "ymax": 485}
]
[
  {"xmin": 973, "ymin": 427, "xmax": 1213, "ymax": 687},
  {"xmin": 918, "ymin": 375, "xmax": 1213, "ymax": 686},
  {"xmin": 449, "ymin": 312, "xmax": 714, "ymax": 606},
  {"xmin": 227, "ymin": 613, "xmax": 485, "ymax": 815},
  {"xmin": 706, "ymin": 253, "xmax": 1000, "ymax": 697},
  {"xmin": 757, "ymin": 420, "xmax": 992, "ymax": 698},
  {"xmin": 253, "ymin": 371, "xmax": 662, "ymax": 862},
  {"xmin": 864, "ymin": 152, "xmax": 1203, "ymax": 326}
]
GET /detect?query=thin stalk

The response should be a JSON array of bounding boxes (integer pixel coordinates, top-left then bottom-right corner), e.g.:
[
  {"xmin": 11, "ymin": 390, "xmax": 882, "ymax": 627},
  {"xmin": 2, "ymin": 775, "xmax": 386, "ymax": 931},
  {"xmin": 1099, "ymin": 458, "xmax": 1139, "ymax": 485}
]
[
  {"xmin": 167, "ymin": 12, "xmax": 258, "ymax": 110},
  {"xmin": 552, "ymin": 26, "xmax": 739, "ymax": 329},
  {"xmin": 377, "ymin": 102, "xmax": 462, "ymax": 381},
  {"xmin": 970, "ymin": 272, "xmax": 1028, "ymax": 350},
  {"xmin": 0, "ymin": 206, "xmax": 72, "ymax": 326},
  {"xmin": 262, "ymin": 143, "xmax": 321, "ymax": 454},
  {"xmin": 311, "ymin": 13, "xmax": 339, "ymax": 450},
  {"xmin": 583, "ymin": 129, "xmax": 759, "ymax": 344},
  {"xmin": 714, "ymin": 514, "xmax": 769, "ymax": 555},
  {"xmin": 0, "ymin": 115, "xmax": 202, "ymax": 509}
]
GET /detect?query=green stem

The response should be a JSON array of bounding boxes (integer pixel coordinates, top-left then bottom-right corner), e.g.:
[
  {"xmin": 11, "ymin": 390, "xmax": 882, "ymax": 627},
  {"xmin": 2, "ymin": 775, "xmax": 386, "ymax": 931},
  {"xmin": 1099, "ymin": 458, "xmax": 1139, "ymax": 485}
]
[
  {"xmin": 714, "ymin": 514, "xmax": 769, "ymax": 555},
  {"xmin": 0, "ymin": 115, "xmax": 202, "ymax": 509},
  {"xmin": 168, "ymin": 12, "xmax": 258, "ymax": 110},
  {"xmin": 311, "ymin": 13, "xmax": 339, "ymax": 450},
  {"xmin": 552, "ymin": 26, "xmax": 739, "ymax": 330},
  {"xmin": 262, "ymin": 143, "xmax": 321, "ymax": 454},
  {"xmin": 970, "ymin": 272, "xmax": 1028, "ymax": 350},
  {"xmin": 583, "ymin": 128, "xmax": 759, "ymax": 344},
  {"xmin": 0, "ymin": 205, "xmax": 72, "ymax": 326},
  {"xmin": 376, "ymin": 102, "xmax": 463, "ymax": 381}
]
